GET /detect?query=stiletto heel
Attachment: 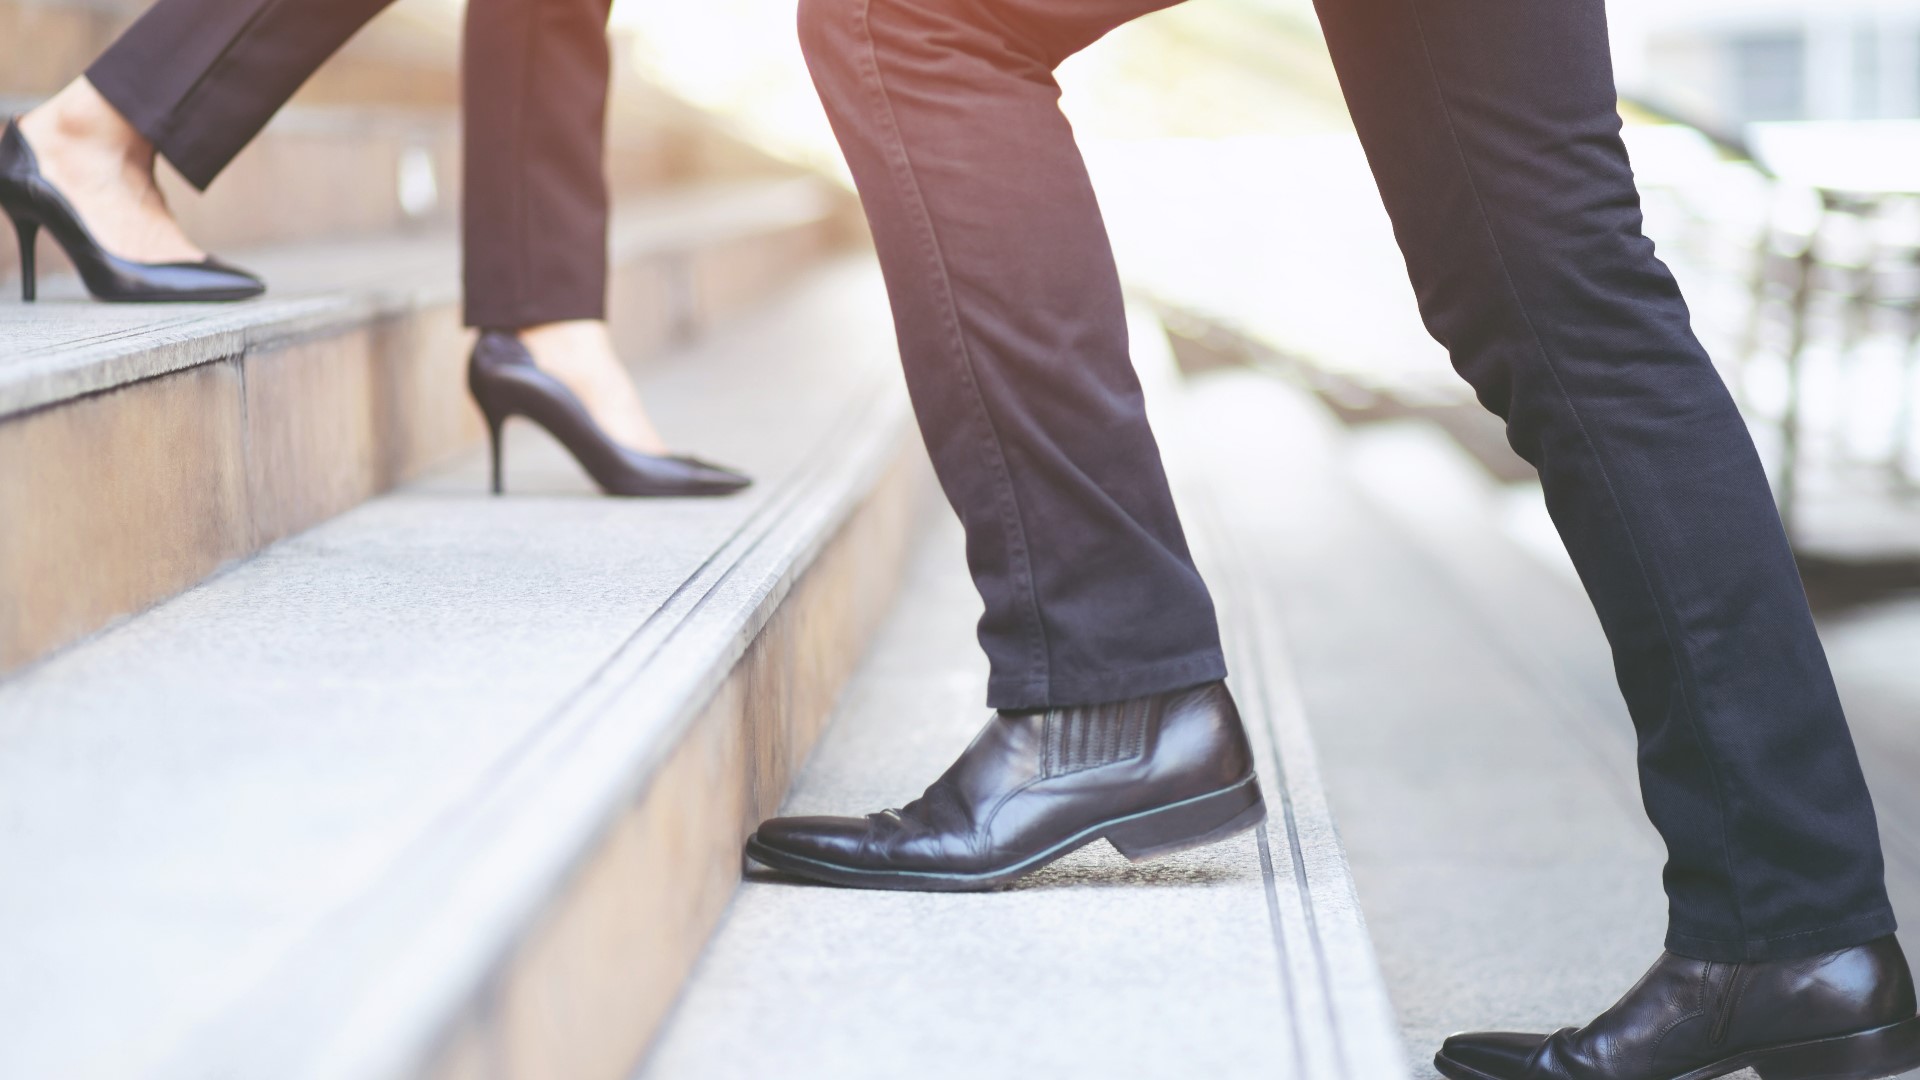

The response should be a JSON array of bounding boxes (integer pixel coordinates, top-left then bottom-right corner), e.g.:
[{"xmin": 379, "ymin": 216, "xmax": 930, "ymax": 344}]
[
  {"xmin": 486, "ymin": 415, "xmax": 506, "ymax": 496},
  {"xmin": 11, "ymin": 212, "xmax": 37, "ymax": 302},
  {"xmin": 1, "ymin": 117, "xmax": 263, "ymax": 303},
  {"xmin": 466, "ymin": 331, "xmax": 752, "ymax": 498}
]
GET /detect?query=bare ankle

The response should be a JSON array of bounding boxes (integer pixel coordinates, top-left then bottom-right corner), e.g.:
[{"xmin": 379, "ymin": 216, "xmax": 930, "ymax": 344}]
[
  {"xmin": 21, "ymin": 77, "xmax": 152, "ymax": 169},
  {"xmin": 510, "ymin": 321, "xmax": 669, "ymax": 455}
]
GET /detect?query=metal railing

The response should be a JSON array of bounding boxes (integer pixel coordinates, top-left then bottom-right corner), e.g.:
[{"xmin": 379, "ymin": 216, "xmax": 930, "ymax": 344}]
[{"xmin": 1626, "ymin": 100, "xmax": 1920, "ymax": 553}]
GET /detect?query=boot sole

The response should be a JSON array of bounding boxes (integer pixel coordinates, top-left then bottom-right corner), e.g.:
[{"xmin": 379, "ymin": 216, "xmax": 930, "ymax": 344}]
[
  {"xmin": 744, "ymin": 773, "xmax": 1267, "ymax": 892},
  {"xmin": 1433, "ymin": 1015, "xmax": 1920, "ymax": 1080}
]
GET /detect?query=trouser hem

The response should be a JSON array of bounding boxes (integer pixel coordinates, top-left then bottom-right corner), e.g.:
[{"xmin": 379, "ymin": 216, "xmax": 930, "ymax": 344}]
[
  {"xmin": 986, "ymin": 651, "xmax": 1228, "ymax": 711},
  {"xmin": 83, "ymin": 63, "xmax": 219, "ymax": 190},
  {"xmin": 465, "ymin": 298, "xmax": 607, "ymax": 332},
  {"xmin": 1665, "ymin": 909, "xmax": 1898, "ymax": 963}
]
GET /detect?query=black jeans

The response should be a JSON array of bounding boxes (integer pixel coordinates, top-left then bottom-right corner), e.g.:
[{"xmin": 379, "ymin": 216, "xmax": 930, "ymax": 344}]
[
  {"xmin": 85, "ymin": 0, "xmax": 614, "ymax": 327},
  {"xmin": 797, "ymin": 0, "xmax": 1896, "ymax": 962}
]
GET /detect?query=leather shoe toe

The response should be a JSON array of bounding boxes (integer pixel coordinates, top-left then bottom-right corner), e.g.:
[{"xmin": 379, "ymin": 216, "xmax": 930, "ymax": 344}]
[
  {"xmin": 751, "ymin": 815, "xmax": 872, "ymax": 863},
  {"xmin": 1437, "ymin": 1030, "xmax": 1549, "ymax": 1080}
]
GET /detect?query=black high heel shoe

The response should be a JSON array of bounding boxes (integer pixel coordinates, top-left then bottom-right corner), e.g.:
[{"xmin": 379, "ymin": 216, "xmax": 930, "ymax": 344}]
[
  {"xmin": 468, "ymin": 331, "xmax": 752, "ymax": 498},
  {"xmin": 1, "ymin": 118, "xmax": 264, "ymax": 303}
]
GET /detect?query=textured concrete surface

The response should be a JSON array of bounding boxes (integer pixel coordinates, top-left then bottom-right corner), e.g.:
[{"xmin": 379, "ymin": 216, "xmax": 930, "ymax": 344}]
[
  {"xmin": 456, "ymin": 450, "xmax": 927, "ymax": 1080},
  {"xmin": 1175, "ymin": 369, "xmax": 1920, "ymax": 1079},
  {"xmin": 640, "ymin": 317, "xmax": 1404, "ymax": 1080},
  {"xmin": 0, "ymin": 261, "xmax": 915, "ymax": 1080},
  {"xmin": 0, "ymin": 178, "xmax": 843, "ymax": 675},
  {"xmin": 1345, "ymin": 420, "xmax": 1920, "ymax": 1080},
  {"xmin": 0, "ymin": 356, "xmax": 252, "ymax": 669},
  {"xmin": 1824, "ymin": 600, "xmax": 1920, "ymax": 988},
  {"xmin": 1170, "ymin": 372, "xmax": 1667, "ymax": 1073},
  {"xmin": 641, "ymin": 518, "xmax": 1306, "ymax": 1080}
]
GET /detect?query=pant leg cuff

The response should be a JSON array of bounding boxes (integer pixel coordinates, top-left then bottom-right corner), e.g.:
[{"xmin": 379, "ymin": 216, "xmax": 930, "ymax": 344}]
[
  {"xmin": 986, "ymin": 651, "xmax": 1229, "ymax": 711},
  {"xmin": 464, "ymin": 297, "xmax": 606, "ymax": 331},
  {"xmin": 83, "ymin": 63, "xmax": 219, "ymax": 191},
  {"xmin": 1666, "ymin": 908, "xmax": 1899, "ymax": 963}
]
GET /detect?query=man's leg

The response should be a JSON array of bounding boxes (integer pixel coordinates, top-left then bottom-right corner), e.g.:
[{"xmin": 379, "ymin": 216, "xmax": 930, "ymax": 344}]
[
  {"xmin": 1310, "ymin": 0, "xmax": 1916, "ymax": 1072},
  {"xmin": 747, "ymin": 0, "xmax": 1261, "ymax": 891},
  {"xmin": 1316, "ymin": 0, "xmax": 1890, "ymax": 968},
  {"xmin": 796, "ymin": 0, "xmax": 1224, "ymax": 710}
]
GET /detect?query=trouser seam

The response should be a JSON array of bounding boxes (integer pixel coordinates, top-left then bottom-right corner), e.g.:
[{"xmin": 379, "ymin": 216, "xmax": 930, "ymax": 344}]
[
  {"xmin": 849, "ymin": 0, "xmax": 1054, "ymax": 692},
  {"xmin": 1395, "ymin": 0, "xmax": 1748, "ymax": 940}
]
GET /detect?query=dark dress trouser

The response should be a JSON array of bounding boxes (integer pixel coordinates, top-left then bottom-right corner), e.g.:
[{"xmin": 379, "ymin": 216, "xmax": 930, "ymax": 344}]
[
  {"xmin": 796, "ymin": 0, "xmax": 1898, "ymax": 962},
  {"xmin": 84, "ymin": 0, "xmax": 613, "ymax": 328}
]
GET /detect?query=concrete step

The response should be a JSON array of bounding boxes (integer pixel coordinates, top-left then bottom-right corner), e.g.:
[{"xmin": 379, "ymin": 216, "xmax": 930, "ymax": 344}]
[
  {"xmin": 637, "ymin": 309, "xmax": 1406, "ymax": 1080},
  {"xmin": 1339, "ymin": 415, "xmax": 1920, "ymax": 1075},
  {"xmin": 0, "ymin": 175, "xmax": 851, "ymax": 674},
  {"xmin": 0, "ymin": 257, "xmax": 932, "ymax": 1080},
  {"xmin": 1163, "ymin": 367, "xmax": 1669, "ymax": 1075}
]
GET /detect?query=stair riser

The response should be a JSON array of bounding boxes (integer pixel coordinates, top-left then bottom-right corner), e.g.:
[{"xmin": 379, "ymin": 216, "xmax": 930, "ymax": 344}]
[
  {"xmin": 606, "ymin": 220, "xmax": 844, "ymax": 355},
  {"xmin": 426, "ymin": 446, "xmax": 930, "ymax": 1080},
  {"xmin": 0, "ymin": 1, "xmax": 129, "ymax": 104},
  {"xmin": 0, "ymin": 215, "xmax": 843, "ymax": 675},
  {"xmin": 0, "ymin": 312, "xmax": 473, "ymax": 673}
]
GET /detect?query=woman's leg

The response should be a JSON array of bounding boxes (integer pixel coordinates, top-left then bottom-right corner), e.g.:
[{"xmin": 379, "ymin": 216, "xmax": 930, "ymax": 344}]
[
  {"xmin": 18, "ymin": 0, "xmax": 400, "ymax": 262},
  {"xmin": 18, "ymin": 79, "xmax": 201, "ymax": 263},
  {"xmin": 461, "ymin": 0, "xmax": 668, "ymax": 455}
]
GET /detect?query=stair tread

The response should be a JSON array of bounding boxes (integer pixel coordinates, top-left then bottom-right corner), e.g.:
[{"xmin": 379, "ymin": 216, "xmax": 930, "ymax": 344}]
[
  {"xmin": 639, "ymin": 311, "xmax": 1406, "ymax": 1080},
  {"xmin": 645, "ymin": 517, "xmax": 1306, "ymax": 1080},
  {"xmin": 1169, "ymin": 368, "xmax": 1678, "ymax": 1073},
  {"xmin": 0, "ymin": 258, "xmax": 908, "ymax": 1080},
  {"xmin": 0, "ymin": 175, "xmax": 839, "ymax": 417}
]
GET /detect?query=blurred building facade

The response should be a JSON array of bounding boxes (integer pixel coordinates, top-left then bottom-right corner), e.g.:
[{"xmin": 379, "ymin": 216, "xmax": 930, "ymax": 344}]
[{"xmin": 1611, "ymin": 0, "xmax": 1920, "ymax": 127}]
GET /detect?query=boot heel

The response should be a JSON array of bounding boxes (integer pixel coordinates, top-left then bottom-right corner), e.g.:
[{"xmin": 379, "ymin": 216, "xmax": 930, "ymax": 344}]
[
  {"xmin": 1105, "ymin": 774, "xmax": 1266, "ymax": 862},
  {"xmin": 1754, "ymin": 1016, "xmax": 1920, "ymax": 1080},
  {"xmin": 10, "ymin": 211, "xmax": 38, "ymax": 302}
]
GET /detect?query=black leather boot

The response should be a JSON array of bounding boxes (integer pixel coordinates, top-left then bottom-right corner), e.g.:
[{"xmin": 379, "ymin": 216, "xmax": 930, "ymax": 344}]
[
  {"xmin": 1437, "ymin": 937, "xmax": 1920, "ymax": 1080},
  {"xmin": 746, "ymin": 680, "xmax": 1265, "ymax": 890}
]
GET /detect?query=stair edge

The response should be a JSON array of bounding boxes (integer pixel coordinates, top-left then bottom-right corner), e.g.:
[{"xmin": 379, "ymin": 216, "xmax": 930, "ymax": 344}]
[{"xmin": 145, "ymin": 385, "xmax": 929, "ymax": 1080}]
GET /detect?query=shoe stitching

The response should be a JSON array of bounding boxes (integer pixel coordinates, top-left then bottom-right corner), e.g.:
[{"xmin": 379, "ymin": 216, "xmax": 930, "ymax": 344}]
[{"xmin": 1710, "ymin": 964, "xmax": 1750, "ymax": 1047}]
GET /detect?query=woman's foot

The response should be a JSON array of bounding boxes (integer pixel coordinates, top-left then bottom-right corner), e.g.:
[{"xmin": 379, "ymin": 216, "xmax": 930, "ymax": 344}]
[
  {"xmin": 515, "ymin": 320, "xmax": 671, "ymax": 455},
  {"xmin": 16, "ymin": 77, "xmax": 204, "ymax": 264},
  {"xmin": 469, "ymin": 331, "xmax": 750, "ymax": 497}
]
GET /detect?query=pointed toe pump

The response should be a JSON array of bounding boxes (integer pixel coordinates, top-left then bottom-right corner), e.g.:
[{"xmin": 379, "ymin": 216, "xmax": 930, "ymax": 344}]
[
  {"xmin": 467, "ymin": 331, "xmax": 753, "ymax": 498},
  {"xmin": 1, "ymin": 118, "xmax": 265, "ymax": 304}
]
